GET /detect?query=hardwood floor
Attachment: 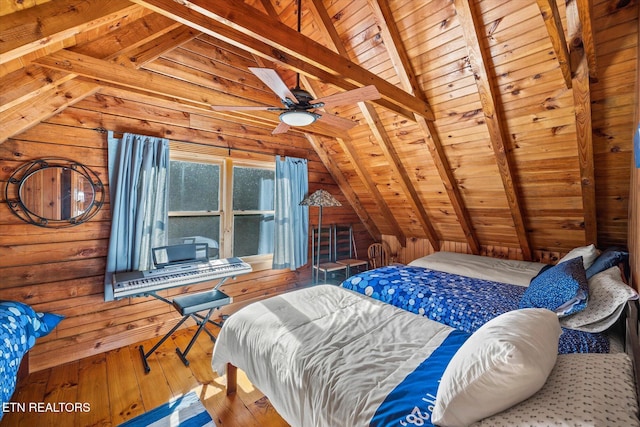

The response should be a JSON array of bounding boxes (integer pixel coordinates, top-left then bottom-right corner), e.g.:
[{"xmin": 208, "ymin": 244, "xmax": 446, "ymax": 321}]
[{"xmin": 1, "ymin": 325, "xmax": 290, "ymax": 427}]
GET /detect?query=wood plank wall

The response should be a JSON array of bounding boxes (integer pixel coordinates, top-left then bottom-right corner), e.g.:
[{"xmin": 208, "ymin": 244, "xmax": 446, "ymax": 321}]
[
  {"xmin": 0, "ymin": 93, "xmax": 373, "ymax": 372},
  {"xmin": 630, "ymin": 3, "xmax": 640, "ymax": 291},
  {"xmin": 383, "ymin": 235, "xmax": 566, "ymax": 266}
]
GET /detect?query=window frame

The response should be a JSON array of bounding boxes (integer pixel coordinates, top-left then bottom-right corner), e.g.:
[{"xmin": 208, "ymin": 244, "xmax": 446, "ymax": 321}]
[{"xmin": 168, "ymin": 150, "xmax": 275, "ymax": 272}]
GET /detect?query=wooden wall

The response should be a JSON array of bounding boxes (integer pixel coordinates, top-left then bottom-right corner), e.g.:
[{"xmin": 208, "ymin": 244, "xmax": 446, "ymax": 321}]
[
  {"xmin": 630, "ymin": 2, "xmax": 640, "ymax": 291},
  {"xmin": 385, "ymin": 235, "xmax": 569, "ymax": 266},
  {"xmin": 0, "ymin": 93, "xmax": 374, "ymax": 372}
]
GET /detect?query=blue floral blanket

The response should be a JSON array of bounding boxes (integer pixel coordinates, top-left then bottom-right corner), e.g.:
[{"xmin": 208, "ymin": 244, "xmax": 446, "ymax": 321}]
[{"xmin": 341, "ymin": 265, "xmax": 609, "ymax": 354}]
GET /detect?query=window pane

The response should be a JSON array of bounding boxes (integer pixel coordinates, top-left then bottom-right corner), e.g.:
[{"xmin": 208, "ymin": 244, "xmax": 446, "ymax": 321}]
[
  {"xmin": 233, "ymin": 214, "xmax": 274, "ymax": 257},
  {"xmin": 233, "ymin": 167, "xmax": 274, "ymax": 210},
  {"xmin": 169, "ymin": 161, "xmax": 219, "ymax": 211},
  {"xmin": 168, "ymin": 216, "xmax": 220, "ymax": 259}
]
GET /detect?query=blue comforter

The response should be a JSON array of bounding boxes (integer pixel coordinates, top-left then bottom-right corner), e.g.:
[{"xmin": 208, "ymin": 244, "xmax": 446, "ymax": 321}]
[
  {"xmin": 0, "ymin": 301, "xmax": 63, "ymax": 419},
  {"xmin": 341, "ymin": 265, "xmax": 609, "ymax": 354}
]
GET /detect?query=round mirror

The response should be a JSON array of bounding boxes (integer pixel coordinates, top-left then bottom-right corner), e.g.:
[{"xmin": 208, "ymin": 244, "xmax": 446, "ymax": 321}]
[{"xmin": 5, "ymin": 158, "xmax": 104, "ymax": 228}]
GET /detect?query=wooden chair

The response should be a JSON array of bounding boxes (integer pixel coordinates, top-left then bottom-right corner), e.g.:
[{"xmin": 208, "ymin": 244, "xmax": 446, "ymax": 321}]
[
  {"xmin": 311, "ymin": 226, "xmax": 347, "ymax": 284},
  {"xmin": 334, "ymin": 224, "xmax": 368, "ymax": 277},
  {"xmin": 368, "ymin": 243, "xmax": 389, "ymax": 269}
]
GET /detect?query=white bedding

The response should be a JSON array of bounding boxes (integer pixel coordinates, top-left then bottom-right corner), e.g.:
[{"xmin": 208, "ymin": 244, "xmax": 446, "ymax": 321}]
[
  {"xmin": 211, "ymin": 285, "xmax": 639, "ymax": 427},
  {"xmin": 211, "ymin": 285, "xmax": 456, "ymax": 426},
  {"xmin": 472, "ymin": 353, "xmax": 639, "ymax": 426},
  {"xmin": 408, "ymin": 251, "xmax": 546, "ymax": 286}
]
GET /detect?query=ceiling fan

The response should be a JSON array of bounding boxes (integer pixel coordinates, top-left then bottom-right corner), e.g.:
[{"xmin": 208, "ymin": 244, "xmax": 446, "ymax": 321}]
[
  {"xmin": 210, "ymin": 67, "xmax": 381, "ymax": 134},
  {"xmin": 209, "ymin": 0, "xmax": 379, "ymax": 134}
]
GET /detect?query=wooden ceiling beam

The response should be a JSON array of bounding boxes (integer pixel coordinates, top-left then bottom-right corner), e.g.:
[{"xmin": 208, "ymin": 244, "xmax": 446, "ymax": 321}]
[
  {"xmin": 0, "ymin": 0, "xmax": 141, "ymax": 65},
  {"xmin": 306, "ymin": 0, "xmax": 408, "ymax": 246},
  {"xmin": 334, "ymin": 134, "xmax": 407, "ymax": 246},
  {"xmin": 286, "ymin": 1, "xmax": 403, "ymax": 244},
  {"xmin": 0, "ymin": 66, "xmax": 75, "ymax": 114},
  {"xmin": 576, "ymin": 0, "xmax": 598, "ymax": 81},
  {"xmin": 370, "ymin": 0, "xmax": 480, "ymax": 254},
  {"xmin": 305, "ymin": 72, "xmax": 408, "ymax": 245},
  {"xmin": 34, "ymin": 49, "xmax": 346, "ymax": 139},
  {"xmin": 360, "ymin": 102, "xmax": 441, "ymax": 250},
  {"xmin": 0, "ymin": 21, "xmax": 200, "ymax": 144},
  {"xmin": 454, "ymin": 0, "xmax": 532, "ymax": 260},
  {"xmin": 1, "ymin": 19, "xmax": 193, "ymax": 114},
  {"xmin": 0, "ymin": 79, "xmax": 100, "ymax": 144},
  {"xmin": 305, "ymin": 102, "xmax": 408, "ymax": 245},
  {"xmin": 308, "ymin": 0, "xmax": 344, "ymax": 55},
  {"xmin": 105, "ymin": 25, "xmax": 192, "ymax": 68},
  {"xmin": 258, "ymin": 0, "xmax": 280, "ymax": 20},
  {"xmin": 130, "ymin": 0, "xmax": 432, "ymax": 121},
  {"xmin": 132, "ymin": 1, "xmax": 411, "ymax": 120},
  {"xmin": 33, "ymin": 50, "xmax": 267, "ymax": 110},
  {"xmin": 306, "ymin": 134, "xmax": 383, "ymax": 242},
  {"xmin": 97, "ymin": 84, "xmax": 309, "ymax": 143},
  {"xmin": 536, "ymin": 0, "xmax": 573, "ymax": 89},
  {"xmin": 567, "ymin": 0, "xmax": 598, "ymax": 245}
]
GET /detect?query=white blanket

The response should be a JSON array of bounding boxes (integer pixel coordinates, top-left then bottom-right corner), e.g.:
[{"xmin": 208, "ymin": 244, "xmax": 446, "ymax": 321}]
[
  {"xmin": 408, "ymin": 251, "xmax": 546, "ymax": 286},
  {"xmin": 211, "ymin": 285, "xmax": 457, "ymax": 427}
]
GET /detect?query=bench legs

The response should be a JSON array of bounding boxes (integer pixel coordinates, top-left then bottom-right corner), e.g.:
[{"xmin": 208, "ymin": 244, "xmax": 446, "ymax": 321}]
[{"xmin": 226, "ymin": 363, "xmax": 237, "ymax": 395}]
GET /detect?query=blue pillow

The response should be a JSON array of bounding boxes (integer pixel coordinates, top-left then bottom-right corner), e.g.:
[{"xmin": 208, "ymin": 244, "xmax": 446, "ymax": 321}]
[
  {"xmin": 585, "ymin": 247, "xmax": 628, "ymax": 279},
  {"xmin": 519, "ymin": 257, "xmax": 589, "ymax": 316},
  {"xmin": 0, "ymin": 301, "xmax": 63, "ymax": 343},
  {"xmin": 0, "ymin": 301, "xmax": 63, "ymax": 418}
]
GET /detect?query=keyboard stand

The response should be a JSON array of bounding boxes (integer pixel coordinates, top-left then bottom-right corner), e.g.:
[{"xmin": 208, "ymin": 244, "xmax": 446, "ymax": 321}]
[{"xmin": 138, "ymin": 279, "xmax": 232, "ymax": 373}]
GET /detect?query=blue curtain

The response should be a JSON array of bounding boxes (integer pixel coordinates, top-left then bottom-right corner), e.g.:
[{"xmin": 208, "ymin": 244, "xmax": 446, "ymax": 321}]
[
  {"xmin": 104, "ymin": 131, "xmax": 170, "ymax": 301},
  {"xmin": 272, "ymin": 156, "xmax": 309, "ymax": 270}
]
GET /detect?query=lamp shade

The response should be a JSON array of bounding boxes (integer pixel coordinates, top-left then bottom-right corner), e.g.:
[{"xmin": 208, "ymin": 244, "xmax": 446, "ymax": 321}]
[{"xmin": 299, "ymin": 189, "xmax": 342, "ymax": 207}]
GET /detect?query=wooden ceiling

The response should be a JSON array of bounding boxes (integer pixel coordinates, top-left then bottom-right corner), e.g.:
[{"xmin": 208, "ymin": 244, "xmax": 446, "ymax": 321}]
[{"xmin": 1, "ymin": 0, "xmax": 637, "ymax": 258}]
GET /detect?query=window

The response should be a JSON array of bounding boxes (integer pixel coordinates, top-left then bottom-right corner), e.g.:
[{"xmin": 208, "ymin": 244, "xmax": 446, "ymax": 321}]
[
  {"xmin": 168, "ymin": 154, "xmax": 275, "ymax": 267},
  {"xmin": 231, "ymin": 165, "xmax": 275, "ymax": 257}
]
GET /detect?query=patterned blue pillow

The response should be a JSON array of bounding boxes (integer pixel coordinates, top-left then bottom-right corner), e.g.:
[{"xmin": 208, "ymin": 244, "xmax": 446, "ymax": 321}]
[
  {"xmin": 1, "ymin": 301, "xmax": 63, "ymax": 416},
  {"xmin": 519, "ymin": 257, "xmax": 589, "ymax": 316},
  {"xmin": 585, "ymin": 247, "xmax": 628, "ymax": 279},
  {"xmin": 0, "ymin": 301, "xmax": 63, "ymax": 342}
]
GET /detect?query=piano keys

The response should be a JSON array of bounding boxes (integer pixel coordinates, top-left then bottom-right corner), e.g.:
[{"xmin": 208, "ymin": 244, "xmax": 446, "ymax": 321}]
[{"xmin": 112, "ymin": 257, "xmax": 252, "ymax": 299}]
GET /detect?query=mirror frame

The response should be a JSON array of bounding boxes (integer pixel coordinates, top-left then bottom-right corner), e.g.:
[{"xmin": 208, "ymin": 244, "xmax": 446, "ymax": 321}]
[{"xmin": 5, "ymin": 158, "xmax": 105, "ymax": 228}]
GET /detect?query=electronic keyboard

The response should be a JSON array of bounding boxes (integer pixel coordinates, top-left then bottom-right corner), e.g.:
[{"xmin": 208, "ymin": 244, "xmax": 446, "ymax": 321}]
[{"xmin": 112, "ymin": 257, "xmax": 251, "ymax": 299}]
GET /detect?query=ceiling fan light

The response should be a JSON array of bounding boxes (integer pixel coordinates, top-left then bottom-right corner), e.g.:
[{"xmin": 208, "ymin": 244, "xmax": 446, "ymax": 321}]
[{"xmin": 280, "ymin": 110, "xmax": 317, "ymax": 126}]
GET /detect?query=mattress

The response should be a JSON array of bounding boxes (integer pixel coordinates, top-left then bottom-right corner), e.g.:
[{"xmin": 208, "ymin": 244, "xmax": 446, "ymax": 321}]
[
  {"xmin": 211, "ymin": 284, "xmax": 462, "ymax": 426},
  {"xmin": 408, "ymin": 251, "xmax": 546, "ymax": 286}
]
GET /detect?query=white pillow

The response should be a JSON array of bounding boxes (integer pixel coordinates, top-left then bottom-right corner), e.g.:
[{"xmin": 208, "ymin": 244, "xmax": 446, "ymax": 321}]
[
  {"xmin": 432, "ymin": 308, "xmax": 561, "ymax": 427},
  {"xmin": 558, "ymin": 244, "xmax": 598, "ymax": 269},
  {"xmin": 560, "ymin": 266, "xmax": 639, "ymax": 332}
]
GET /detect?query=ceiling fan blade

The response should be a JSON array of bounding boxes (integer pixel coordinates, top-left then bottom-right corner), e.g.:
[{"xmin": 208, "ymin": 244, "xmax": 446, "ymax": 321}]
[
  {"xmin": 272, "ymin": 121, "xmax": 291, "ymax": 134},
  {"xmin": 210, "ymin": 105, "xmax": 274, "ymax": 111},
  {"xmin": 316, "ymin": 113, "xmax": 358, "ymax": 131},
  {"xmin": 249, "ymin": 67, "xmax": 298, "ymax": 103},
  {"xmin": 312, "ymin": 85, "xmax": 381, "ymax": 108}
]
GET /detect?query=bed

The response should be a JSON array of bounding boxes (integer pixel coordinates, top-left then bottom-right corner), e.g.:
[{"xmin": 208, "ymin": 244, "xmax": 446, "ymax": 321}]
[
  {"xmin": 340, "ymin": 246, "xmax": 637, "ymax": 354},
  {"xmin": 0, "ymin": 301, "xmax": 63, "ymax": 420},
  {"xmin": 211, "ymin": 284, "xmax": 640, "ymax": 427}
]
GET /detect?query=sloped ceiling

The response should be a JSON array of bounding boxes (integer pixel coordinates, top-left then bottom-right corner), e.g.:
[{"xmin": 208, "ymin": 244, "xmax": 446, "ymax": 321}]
[{"xmin": 1, "ymin": 0, "xmax": 637, "ymax": 258}]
